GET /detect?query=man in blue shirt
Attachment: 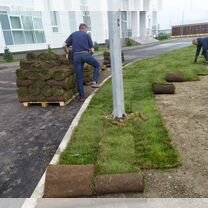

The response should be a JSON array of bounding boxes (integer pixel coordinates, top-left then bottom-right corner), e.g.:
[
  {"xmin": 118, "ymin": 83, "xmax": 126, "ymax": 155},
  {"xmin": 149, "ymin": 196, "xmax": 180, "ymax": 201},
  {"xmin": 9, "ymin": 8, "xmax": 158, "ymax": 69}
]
[
  {"xmin": 63, "ymin": 23, "xmax": 100, "ymax": 101},
  {"xmin": 192, "ymin": 37, "xmax": 208, "ymax": 64}
]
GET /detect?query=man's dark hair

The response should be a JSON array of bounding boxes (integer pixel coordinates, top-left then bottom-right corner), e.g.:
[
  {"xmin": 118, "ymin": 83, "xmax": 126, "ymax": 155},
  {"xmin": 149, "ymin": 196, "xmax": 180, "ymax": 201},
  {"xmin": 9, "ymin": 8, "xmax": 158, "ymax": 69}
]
[{"xmin": 79, "ymin": 23, "xmax": 88, "ymax": 30}]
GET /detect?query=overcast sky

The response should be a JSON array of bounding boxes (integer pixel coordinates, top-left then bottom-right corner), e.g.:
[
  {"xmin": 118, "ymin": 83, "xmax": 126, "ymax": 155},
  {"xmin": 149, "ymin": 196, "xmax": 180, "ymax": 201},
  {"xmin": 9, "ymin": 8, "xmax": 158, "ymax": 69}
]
[{"xmin": 158, "ymin": 0, "xmax": 208, "ymax": 29}]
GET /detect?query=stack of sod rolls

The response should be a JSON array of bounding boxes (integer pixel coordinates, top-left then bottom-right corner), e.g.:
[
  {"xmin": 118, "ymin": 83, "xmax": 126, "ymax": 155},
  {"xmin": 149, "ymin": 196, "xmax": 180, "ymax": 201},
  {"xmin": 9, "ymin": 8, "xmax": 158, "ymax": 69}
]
[
  {"xmin": 84, "ymin": 64, "xmax": 94, "ymax": 85},
  {"xmin": 16, "ymin": 52, "xmax": 78, "ymax": 103},
  {"xmin": 103, "ymin": 51, "xmax": 111, "ymax": 67},
  {"xmin": 103, "ymin": 51, "xmax": 125, "ymax": 67}
]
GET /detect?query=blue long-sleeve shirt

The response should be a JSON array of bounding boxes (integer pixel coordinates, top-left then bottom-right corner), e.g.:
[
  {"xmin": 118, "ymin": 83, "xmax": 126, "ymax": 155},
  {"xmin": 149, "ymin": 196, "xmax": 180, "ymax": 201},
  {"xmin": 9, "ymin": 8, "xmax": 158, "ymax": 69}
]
[
  {"xmin": 195, "ymin": 37, "xmax": 208, "ymax": 58},
  {"xmin": 65, "ymin": 31, "xmax": 93, "ymax": 53}
]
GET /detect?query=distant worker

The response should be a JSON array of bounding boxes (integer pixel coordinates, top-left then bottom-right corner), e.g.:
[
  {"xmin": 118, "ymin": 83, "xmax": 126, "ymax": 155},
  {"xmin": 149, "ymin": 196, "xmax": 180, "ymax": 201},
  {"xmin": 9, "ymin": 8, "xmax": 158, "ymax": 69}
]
[
  {"xmin": 192, "ymin": 37, "xmax": 208, "ymax": 64},
  {"xmin": 63, "ymin": 23, "xmax": 100, "ymax": 101}
]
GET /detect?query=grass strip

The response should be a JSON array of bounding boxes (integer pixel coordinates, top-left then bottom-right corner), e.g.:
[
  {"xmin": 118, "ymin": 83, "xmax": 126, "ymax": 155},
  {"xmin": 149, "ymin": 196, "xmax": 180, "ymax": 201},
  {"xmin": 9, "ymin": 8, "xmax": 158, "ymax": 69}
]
[{"xmin": 60, "ymin": 46, "xmax": 208, "ymax": 174}]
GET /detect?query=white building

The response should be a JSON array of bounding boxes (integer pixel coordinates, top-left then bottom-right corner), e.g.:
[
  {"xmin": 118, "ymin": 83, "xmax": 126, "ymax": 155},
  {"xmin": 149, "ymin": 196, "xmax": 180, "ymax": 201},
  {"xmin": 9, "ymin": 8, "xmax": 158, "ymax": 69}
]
[{"xmin": 0, "ymin": 0, "xmax": 162, "ymax": 54}]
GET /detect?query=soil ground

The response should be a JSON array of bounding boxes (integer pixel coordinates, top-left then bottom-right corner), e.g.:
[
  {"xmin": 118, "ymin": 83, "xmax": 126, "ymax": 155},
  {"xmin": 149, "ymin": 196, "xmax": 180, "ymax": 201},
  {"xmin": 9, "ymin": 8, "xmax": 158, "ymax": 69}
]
[
  {"xmin": 147, "ymin": 75, "xmax": 208, "ymax": 197},
  {"xmin": 104, "ymin": 75, "xmax": 208, "ymax": 198}
]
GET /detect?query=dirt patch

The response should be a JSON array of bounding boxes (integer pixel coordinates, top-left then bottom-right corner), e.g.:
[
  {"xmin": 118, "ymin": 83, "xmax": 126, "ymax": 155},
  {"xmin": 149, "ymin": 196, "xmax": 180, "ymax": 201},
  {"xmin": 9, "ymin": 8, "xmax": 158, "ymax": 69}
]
[
  {"xmin": 100, "ymin": 76, "xmax": 208, "ymax": 198},
  {"xmin": 139, "ymin": 76, "xmax": 208, "ymax": 197}
]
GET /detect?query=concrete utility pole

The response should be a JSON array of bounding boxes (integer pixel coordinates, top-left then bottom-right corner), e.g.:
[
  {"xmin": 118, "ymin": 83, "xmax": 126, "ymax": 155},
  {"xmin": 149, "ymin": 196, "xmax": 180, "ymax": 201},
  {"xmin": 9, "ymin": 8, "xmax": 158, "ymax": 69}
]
[{"xmin": 107, "ymin": 0, "xmax": 126, "ymax": 119}]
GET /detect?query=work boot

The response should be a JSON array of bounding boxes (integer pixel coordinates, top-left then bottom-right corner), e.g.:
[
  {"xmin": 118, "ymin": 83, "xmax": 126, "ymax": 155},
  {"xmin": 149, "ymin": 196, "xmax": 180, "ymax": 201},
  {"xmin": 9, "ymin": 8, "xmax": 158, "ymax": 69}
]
[
  {"xmin": 78, "ymin": 97, "xmax": 85, "ymax": 102},
  {"xmin": 91, "ymin": 81, "xmax": 100, "ymax": 88}
]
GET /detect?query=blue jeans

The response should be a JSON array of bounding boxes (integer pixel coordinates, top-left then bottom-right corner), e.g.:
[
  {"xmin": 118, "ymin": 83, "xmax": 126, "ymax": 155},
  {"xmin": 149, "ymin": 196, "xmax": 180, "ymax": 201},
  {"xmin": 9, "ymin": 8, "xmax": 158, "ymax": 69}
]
[
  {"xmin": 205, "ymin": 49, "xmax": 208, "ymax": 62},
  {"xmin": 73, "ymin": 53, "xmax": 100, "ymax": 98}
]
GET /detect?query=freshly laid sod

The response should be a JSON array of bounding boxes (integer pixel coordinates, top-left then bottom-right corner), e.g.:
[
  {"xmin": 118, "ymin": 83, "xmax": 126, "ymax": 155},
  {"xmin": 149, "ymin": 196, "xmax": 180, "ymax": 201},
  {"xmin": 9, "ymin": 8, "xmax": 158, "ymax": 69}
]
[{"xmin": 60, "ymin": 46, "xmax": 208, "ymax": 174}]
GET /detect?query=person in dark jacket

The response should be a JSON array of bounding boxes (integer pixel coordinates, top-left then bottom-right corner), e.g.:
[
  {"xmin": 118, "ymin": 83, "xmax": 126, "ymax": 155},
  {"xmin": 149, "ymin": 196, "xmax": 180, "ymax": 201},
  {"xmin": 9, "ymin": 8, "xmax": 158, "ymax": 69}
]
[
  {"xmin": 63, "ymin": 23, "xmax": 100, "ymax": 101},
  {"xmin": 192, "ymin": 37, "xmax": 208, "ymax": 64}
]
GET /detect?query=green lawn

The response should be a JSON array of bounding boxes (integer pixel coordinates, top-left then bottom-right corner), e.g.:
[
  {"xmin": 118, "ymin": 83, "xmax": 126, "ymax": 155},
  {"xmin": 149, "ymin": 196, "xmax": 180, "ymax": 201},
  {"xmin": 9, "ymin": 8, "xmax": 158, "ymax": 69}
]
[{"xmin": 60, "ymin": 46, "xmax": 208, "ymax": 175}]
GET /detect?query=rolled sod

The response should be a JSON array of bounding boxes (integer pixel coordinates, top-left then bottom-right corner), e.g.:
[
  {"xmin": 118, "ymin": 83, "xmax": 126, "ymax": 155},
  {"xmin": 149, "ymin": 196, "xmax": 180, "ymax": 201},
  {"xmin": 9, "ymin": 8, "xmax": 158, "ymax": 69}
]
[
  {"xmin": 28, "ymin": 86, "xmax": 41, "ymax": 96},
  {"xmin": 52, "ymin": 87, "xmax": 65, "ymax": 97},
  {"xmin": 95, "ymin": 173, "xmax": 144, "ymax": 195},
  {"xmin": 59, "ymin": 54, "xmax": 72, "ymax": 65},
  {"xmin": 52, "ymin": 71, "xmax": 67, "ymax": 81},
  {"xmin": 152, "ymin": 83, "xmax": 175, "ymax": 94},
  {"xmin": 103, "ymin": 51, "xmax": 110, "ymax": 57},
  {"xmin": 20, "ymin": 60, "xmax": 36, "ymax": 70},
  {"xmin": 16, "ymin": 69, "xmax": 27, "ymax": 80},
  {"xmin": 17, "ymin": 95, "xmax": 30, "ymax": 102},
  {"xmin": 17, "ymin": 87, "xmax": 28, "ymax": 97},
  {"xmin": 16, "ymin": 79, "xmax": 32, "ymax": 87},
  {"xmin": 47, "ymin": 78, "xmax": 73, "ymax": 90},
  {"xmin": 103, "ymin": 60, "xmax": 111, "ymax": 65},
  {"xmin": 37, "ymin": 52, "xmax": 60, "ymax": 63},
  {"xmin": 25, "ymin": 71, "xmax": 41, "ymax": 80},
  {"xmin": 51, "ymin": 68, "xmax": 74, "ymax": 81},
  {"xmin": 31, "ymin": 80, "xmax": 46, "ymax": 89},
  {"xmin": 67, "ymin": 50, "xmax": 73, "ymax": 63},
  {"xmin": 84, "ymin": 64, "xmax": 94, "ymax": 71},
  {"xmin": 165, "ymin": 72, "xmax": 185, "ymax": 82},
  {"xmin": 46, "ymin": 91, "xmax": 73, "ymax": 102},
  {"xmin": 39, "ymin": 70, "xmax": 53, "ymax": 80},
  {"xmin": 26, "ymin": 52, "xmax": 39, "ymax": 61},
  {"xmin": 18, "ymin": 95, "xmax": 45, "ymax": 102},
  {"xmin": 44, "ymin": 165, "xmax": 95, "ymax": 198},
  {"xmin": 41, "ymin": 86, "xmax": 53, "ymax": 97},
  {"xmin": 84, "ymin": 71, "xmax": 93, "ymax": 77}
]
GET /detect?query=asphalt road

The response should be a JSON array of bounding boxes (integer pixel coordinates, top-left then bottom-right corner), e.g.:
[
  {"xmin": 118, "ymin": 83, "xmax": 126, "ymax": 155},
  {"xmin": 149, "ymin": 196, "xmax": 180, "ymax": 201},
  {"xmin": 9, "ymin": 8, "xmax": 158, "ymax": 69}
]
[{"xmin": 0, "ymin": 38, "xmax": 192, "ymax": 198}]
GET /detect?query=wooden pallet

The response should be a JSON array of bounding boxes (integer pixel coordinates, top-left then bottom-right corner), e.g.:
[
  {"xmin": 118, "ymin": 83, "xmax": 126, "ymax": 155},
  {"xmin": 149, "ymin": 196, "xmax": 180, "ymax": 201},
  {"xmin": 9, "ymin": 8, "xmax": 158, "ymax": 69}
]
[{"xmin": 22, "ymin": 94, "xmax": 78, "ymax": 108}]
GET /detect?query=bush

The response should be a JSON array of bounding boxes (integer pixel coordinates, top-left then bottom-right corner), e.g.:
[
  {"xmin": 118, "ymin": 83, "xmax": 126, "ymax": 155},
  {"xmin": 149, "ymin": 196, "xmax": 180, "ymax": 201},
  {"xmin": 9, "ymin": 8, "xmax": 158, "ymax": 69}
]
[
  {"xmin": 156, "ymin": 33, "xmax": 170, "ymax": 41},
  {"xmin": 3, "ymin": 47, "xmax": 13, "ymax": 62},
  {"xmin": 47, "ymin": 44, "xmax": 53, "ymax": 53},
  {"xmin": 126, "ymin": 38, "xmax": 133, "ymax": 46}
]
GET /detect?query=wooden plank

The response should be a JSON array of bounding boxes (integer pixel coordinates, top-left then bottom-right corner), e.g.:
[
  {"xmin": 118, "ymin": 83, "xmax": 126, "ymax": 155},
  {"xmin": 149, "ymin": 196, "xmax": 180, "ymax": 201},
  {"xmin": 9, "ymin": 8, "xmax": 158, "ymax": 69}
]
[{"xmin": 22, "ymin": 94, "xmax": 79, "ymax": 108}]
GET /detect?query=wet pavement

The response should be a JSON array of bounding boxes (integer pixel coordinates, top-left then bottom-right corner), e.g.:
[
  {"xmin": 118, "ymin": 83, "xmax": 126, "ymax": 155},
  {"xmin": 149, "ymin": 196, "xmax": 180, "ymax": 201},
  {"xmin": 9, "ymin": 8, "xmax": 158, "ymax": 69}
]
[{"xmin": 0, "ymin": 39, "xmax": 192, "ymax": 197}]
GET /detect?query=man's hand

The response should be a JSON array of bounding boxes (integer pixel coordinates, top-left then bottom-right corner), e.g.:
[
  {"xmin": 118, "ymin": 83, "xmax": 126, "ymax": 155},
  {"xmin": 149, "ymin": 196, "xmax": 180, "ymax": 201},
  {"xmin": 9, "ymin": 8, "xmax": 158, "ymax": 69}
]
[{"xmin": 90, "ymin": 48, "xmax": 95, "ymax": 54}]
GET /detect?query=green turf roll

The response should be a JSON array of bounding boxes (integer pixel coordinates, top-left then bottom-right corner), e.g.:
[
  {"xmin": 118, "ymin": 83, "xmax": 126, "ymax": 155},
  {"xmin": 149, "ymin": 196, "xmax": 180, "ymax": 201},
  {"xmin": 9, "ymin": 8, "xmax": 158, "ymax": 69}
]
[
  {"xmin": 17, "ymin": 87, "xmax": 28, "ymax": 97},
  {"xmin": 32, "ymin": 80, "xmax": 46, "ymax": 88},
  {"xmin": 16, "ymin": 79, "xmax": 32, "ymax": 87},
  {"xmin": 41, "ymin": 86, "xmax": 53, "ymax": 97},
  {"xmin": 39, "ymin": 70, "xmax": 53, "ymax": 80},
  {"xmin": 52, "ymin": 71, "xmax": 67, "ymax": 81},
  {"xmin": 26, "ymin": 52, "xmax": 40, "ymax": 61},
  {"xmin": 52, "ymin": 87, "xmax": 65, "ymax": 96},
  {"xmin": 16, "ymin": 69, "xmax": 27, "ymax": 80},
  {"xmin": 25, "ymin": 71, "xmax": 41, "ymax": 80},
  {"xmin": 28, "ymin": 86, "xmax": 41, "ymax": 96},
  {"xmin": 20, "ymin": 60, "xmax": 36, "ymax": 70}
]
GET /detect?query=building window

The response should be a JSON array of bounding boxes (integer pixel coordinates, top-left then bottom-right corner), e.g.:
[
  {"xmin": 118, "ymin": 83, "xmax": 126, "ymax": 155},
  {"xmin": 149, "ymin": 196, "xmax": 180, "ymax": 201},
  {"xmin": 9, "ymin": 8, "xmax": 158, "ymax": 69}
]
[
  {"xmin": 68, "ymin": 11, "xmax": 77, "ymax": 32},
  {"xmin": 121, "ymin": 11, "xmax": 132, "ymax": 38},
  {"xmin": 50, "ymin": 11, "xmax": 59, "ymax": 32},
  {"xmin": 33, "ymin": 17, "xmax": 43, "ymax": 29},
  {"xmin": 83, "ymin": 11, "xmax": 91, "ymax": 31},
  {"xmin": 0, "ymin": 11, "xmax": 46, "ymax": 45},
  {"xmin": 10, "ymin": 16, "xmax": 22, "ymax": 29}
]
